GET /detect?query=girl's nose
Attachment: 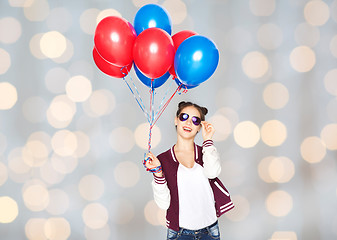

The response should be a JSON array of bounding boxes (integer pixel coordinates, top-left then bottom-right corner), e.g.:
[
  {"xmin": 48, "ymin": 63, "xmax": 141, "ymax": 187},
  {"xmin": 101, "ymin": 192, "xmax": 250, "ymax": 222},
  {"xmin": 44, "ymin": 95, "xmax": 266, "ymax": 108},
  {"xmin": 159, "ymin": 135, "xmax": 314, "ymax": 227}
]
[{"xmin": 186, "ymin": 118, "xmax": 192, "ymax": 125}]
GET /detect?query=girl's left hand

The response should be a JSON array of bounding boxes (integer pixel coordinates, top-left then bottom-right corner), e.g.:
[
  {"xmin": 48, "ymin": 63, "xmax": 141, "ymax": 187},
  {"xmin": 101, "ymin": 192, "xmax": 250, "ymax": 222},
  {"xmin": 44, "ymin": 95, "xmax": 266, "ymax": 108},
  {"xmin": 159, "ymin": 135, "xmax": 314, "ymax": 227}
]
[{"xmin": 201, "ymin": 121, "xmax": 215, "ymax": 141}]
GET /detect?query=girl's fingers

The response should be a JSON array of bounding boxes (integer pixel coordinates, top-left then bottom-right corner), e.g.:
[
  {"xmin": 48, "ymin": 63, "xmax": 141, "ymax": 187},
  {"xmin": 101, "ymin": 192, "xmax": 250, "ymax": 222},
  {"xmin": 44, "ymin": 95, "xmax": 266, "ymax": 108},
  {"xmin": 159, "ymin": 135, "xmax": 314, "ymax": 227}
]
[
  {"xmin": 146, "ymin": 152, "xmax": 160, "ymax": 168},
  {"xmin": 147, "ymin": 152, "xmax": 154, "ymax": 160},
  {"xmin": 201, "ymin": 122, "xmax": 213, "ymax": 132}
]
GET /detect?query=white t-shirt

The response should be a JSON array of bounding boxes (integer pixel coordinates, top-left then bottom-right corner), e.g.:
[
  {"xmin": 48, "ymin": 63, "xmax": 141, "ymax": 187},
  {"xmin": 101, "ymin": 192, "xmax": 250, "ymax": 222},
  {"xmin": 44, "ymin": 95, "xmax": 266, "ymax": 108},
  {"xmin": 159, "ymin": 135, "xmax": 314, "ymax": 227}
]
[{"xmin": 177, "ymin": 163, "xmax": 217, "ymax": 230}]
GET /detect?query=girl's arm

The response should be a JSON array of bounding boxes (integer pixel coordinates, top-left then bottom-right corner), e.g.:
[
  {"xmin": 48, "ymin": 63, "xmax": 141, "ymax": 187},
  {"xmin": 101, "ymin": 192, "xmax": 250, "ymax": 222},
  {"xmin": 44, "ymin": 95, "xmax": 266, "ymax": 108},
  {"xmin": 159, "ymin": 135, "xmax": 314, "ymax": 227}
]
[
  {"xmin": 146, "ymin": 152, "xmax": 171, "ymax": 210},
  {"xmin": 152, "ymin": 174, "xmax": 170, "ymax": 210},
  {"xmin": 202, "ymin": 140, "xmax": 221, "ymax": 179},
  {"xmin": 201, "ymin": 121, "xmax": 221, "ymax": 179}
]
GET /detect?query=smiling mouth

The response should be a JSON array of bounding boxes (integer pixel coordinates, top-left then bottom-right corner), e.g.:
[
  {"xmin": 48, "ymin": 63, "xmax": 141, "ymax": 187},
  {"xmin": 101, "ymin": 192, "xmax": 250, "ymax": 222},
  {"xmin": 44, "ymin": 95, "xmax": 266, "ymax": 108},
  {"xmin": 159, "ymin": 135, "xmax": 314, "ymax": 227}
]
[{"xmin": 183, "ymin": 127, "xmax": 192, "ymax": 132}]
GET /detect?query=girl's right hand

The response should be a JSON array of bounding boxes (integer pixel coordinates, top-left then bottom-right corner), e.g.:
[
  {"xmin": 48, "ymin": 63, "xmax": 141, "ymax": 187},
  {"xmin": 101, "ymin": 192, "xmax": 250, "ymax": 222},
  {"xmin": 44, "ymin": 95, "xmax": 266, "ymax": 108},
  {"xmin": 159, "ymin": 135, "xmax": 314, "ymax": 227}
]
[{"xmin": 145, "ymin": 152, "xmax": 163, "ymax": 176}]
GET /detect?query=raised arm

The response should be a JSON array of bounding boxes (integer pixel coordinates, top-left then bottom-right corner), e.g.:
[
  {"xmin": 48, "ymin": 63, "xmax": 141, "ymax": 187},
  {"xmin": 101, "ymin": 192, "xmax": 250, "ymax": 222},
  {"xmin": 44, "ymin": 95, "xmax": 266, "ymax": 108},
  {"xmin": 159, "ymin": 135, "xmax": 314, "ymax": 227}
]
[{"xmin": 201, "ymin": 121, "xmax": 221, "ymax": 179}]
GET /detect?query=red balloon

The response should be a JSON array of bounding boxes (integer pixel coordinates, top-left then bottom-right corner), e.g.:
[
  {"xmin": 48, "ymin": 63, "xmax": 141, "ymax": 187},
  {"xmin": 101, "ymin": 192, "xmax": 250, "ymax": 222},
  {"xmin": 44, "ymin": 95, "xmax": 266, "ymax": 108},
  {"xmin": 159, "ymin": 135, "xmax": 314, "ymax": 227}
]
[
  {"xmin": 133, "ymin": 28, "xmax": 175, "ymax": 79},
  {"xmin": 94, "ymin": 16, "xmax": 136, "ymax": 67},
  {"xmin": 93, "ymin": 47, "xmax": 132, "ymax": 78},
  {"xmin": 169, "ymin": 30, "xmax": 197, "ymax": 76}
]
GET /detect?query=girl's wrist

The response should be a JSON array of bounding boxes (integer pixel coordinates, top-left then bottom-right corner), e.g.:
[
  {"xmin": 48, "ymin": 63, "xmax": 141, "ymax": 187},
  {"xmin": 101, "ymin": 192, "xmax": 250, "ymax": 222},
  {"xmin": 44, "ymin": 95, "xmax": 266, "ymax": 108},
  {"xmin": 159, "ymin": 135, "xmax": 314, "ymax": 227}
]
[
  {"xmin": 154, "ymin": 171, "xmax": 163, "ymax": 177},
  {"xmin": 203, "ymin": 137, "xmax": 213, "ymax": 142}
]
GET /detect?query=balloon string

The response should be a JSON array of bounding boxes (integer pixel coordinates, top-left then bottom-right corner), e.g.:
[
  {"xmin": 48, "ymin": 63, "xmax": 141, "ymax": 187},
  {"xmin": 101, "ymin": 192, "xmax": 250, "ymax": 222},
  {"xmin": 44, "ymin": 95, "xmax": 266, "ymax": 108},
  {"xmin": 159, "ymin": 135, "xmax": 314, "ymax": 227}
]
[
  {"xmin": 123, "ymin": 77, "xmax": 149, "ymax": 121},
  {"xmin": 122, "ymin": 68, "xmax": 150, "ymax": 122},
  {"xmin": 127, "ymin": 73, "xmax": 150, "ymax": 122},
  {"xmin": 152, "ymin": 83, "xmax": 184, "ymax": 127},
  {"xmin": 148, "ymin": 79, "xmax": 155, "ymax": 152},
  {"xmin": 144, "ymin": 81, "xmax": 156, "ymax": 172},
  {"xmin": 155, "ymin": 77, "xmax": 175, "ymax": 119},
  {"xmin": 144, "ymin": 82, "xmax": 185, "ymax": 174},
  {"xmin": 150, "ymin": 80, "xmax": 155, "ymax": 125},
  {"xmin": 148, "ymin": 124, "xmax": 153, "ymax": 152}
]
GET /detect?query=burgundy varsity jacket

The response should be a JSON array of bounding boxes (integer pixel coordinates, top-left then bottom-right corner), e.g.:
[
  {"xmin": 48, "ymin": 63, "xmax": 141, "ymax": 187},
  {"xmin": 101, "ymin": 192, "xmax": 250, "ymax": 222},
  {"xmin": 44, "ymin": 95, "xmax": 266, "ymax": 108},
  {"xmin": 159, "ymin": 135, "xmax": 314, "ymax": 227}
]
[{"xmin": 153, "ymin": 140, "xmax": 234, "ymax": 231}]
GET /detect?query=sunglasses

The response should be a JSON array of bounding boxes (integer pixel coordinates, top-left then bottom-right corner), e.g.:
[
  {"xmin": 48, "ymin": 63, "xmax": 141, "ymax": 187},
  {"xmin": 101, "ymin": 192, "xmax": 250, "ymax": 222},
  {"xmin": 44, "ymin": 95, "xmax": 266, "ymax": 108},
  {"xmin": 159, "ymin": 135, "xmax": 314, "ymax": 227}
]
[{"xmin": 178, "ymin": 113, "xmax": 201, "ymax": 126}]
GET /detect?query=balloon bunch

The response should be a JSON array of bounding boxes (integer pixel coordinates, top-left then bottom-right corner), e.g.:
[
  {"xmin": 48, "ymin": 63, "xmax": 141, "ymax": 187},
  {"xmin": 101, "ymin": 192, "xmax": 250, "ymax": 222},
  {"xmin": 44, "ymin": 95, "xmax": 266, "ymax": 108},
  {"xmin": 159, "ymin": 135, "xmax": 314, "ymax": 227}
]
[{"xmin": 93, "ymin": 4, "xmax": 219, "ymax": 172}]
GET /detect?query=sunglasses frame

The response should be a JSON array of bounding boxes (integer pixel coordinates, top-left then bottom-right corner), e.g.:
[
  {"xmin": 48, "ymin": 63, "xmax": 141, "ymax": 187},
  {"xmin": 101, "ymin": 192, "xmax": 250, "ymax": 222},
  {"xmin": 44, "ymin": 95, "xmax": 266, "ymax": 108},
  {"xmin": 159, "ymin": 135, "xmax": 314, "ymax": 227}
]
[{"xmin": 178, "ymin": 113, "xmax": 201, "ymax": 126}]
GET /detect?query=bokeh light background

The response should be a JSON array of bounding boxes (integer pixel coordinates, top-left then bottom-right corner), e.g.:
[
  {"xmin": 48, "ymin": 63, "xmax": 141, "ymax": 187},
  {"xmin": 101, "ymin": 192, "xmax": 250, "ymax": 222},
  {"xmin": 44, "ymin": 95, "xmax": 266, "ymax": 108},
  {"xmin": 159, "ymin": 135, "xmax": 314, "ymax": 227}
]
[{"xmin": 1, "ymin": 0, "xmax": 337, "ymax": 239}]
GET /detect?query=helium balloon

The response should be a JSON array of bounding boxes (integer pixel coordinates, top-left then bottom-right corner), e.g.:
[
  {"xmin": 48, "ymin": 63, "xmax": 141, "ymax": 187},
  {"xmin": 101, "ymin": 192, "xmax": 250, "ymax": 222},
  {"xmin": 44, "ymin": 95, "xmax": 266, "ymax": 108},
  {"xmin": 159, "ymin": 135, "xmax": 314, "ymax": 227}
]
[
  {"xmin": 133, "ymin": 28, "xmax": 175, "ymax": 79},
  {"xmin": 134, "ymin": 64, "xmax": 169, "ymax": 88},
  {"xmin": 93, "ymin": 47, "xmax": 132, "ymax": 78},
  {"xmin": 174, "ymin": 35, "xmax": 219, "ymax": 86},
  {"xmin": 134, "ymin": 4, "xmax": 172, "ymax": 35},
  {"xmin": 169, "ymin": 30, "xmax": 197, "ymax": 76},
  {"xmin": 94, "ymin": 16, "xmax": 136, "ymax": 67}
]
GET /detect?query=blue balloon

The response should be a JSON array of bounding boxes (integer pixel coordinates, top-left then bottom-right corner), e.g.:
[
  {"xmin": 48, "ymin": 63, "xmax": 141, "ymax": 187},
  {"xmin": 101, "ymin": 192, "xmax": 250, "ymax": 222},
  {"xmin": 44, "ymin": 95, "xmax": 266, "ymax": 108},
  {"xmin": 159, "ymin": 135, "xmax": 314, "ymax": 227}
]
[
  {"xmin": 134, "ymin": 64, "xmax": 170, "ymax": 88},
  {"xmin": 174, "ymin": 77, "xmax": 198, "ymax": 89},
  {"xmin": 174, "ymin": 35, "xmax": 219, "ymax": 86},
  {"xmin": 134, "ymin": 4, "xmax": 172, "ymax": 36}
]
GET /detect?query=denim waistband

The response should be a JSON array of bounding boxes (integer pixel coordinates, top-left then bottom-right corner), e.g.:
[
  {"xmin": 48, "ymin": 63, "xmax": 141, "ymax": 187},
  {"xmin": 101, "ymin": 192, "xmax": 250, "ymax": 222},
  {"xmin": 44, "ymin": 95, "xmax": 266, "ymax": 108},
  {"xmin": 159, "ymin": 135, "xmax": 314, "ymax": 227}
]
[{"xmin": 179, "ymin": 221, "xmax": 218, "ymax": 235}]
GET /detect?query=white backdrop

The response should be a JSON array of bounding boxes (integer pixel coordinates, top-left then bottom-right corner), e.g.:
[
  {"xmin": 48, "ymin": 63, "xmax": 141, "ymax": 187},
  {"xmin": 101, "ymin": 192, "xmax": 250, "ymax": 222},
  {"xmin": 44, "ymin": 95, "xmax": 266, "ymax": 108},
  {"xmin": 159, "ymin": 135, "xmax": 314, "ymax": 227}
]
[{"xmin": 0, "ymin": 0, "xmax": 337, "ymax": 239}]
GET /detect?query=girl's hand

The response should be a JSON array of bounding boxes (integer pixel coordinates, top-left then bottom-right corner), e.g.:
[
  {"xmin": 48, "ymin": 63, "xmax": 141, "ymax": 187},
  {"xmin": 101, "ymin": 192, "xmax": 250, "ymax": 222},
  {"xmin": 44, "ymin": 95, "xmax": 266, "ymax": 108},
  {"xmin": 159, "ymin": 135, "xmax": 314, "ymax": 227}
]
[
  {"xmin": 145, "ymin": 152, "xmax": 163, "ymax": 177},
  {"xmin": 201, "ymin": 121, "xmax": 215, "ymax": 141}
]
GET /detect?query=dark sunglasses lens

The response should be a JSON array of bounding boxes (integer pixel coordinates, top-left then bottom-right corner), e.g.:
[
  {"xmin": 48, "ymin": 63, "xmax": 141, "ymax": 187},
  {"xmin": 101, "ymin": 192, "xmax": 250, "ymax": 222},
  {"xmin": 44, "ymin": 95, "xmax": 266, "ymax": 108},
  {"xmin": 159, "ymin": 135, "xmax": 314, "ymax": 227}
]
[
  {"xmin": 179, "ymin": 113, "xmax": 189, "ymax": 121},
  {"xmin": 192, "ymin": 117, "xmax": 201, "ymax": 126}
]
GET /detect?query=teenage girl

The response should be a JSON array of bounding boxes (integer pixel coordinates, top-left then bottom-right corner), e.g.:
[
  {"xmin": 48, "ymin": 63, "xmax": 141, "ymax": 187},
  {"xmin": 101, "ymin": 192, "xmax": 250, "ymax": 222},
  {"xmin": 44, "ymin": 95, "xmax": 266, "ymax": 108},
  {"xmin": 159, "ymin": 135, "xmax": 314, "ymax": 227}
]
[{"xmin": 145, "ymin": 101, "xmax": 234, "ymax": 240}]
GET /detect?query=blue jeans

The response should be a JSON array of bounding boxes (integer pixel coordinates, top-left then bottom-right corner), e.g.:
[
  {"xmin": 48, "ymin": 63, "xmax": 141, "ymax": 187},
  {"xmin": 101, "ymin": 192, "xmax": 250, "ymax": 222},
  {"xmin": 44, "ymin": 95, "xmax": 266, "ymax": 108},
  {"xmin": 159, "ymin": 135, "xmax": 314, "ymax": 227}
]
[{"xmin": 167, "ymin": 221, "xmax": 220, "ymax": 240}]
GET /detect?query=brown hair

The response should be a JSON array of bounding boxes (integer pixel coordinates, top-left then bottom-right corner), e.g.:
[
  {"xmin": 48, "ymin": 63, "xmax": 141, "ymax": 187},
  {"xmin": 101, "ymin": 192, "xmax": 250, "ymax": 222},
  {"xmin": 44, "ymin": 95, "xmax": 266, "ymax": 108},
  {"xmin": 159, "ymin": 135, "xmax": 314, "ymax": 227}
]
[{"xmin": 176, "ymin": 101, "xmax": 208, "ymax": 121}]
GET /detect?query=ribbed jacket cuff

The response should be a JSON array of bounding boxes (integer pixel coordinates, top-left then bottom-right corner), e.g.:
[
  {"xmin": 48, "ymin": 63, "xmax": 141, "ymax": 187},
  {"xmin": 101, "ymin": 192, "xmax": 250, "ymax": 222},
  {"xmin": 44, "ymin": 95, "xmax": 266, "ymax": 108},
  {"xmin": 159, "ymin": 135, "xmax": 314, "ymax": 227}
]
[
  {"xmin": 153, "ymin": 174, "xmax": 166, "ymax": 184},
  {"xmin": 202, "ymin": 139, "xmax": 214, "ymax": 148}
]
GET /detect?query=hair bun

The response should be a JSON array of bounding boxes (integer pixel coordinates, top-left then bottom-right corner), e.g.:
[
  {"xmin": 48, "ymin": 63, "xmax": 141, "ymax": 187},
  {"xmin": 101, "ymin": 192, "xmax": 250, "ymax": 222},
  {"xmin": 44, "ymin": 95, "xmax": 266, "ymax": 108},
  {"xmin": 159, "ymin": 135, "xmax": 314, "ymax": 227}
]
[
  {"xmin": 178, "ymin": 101, "xmax": 187, "ymax": 109},
  {"xmin": 201, "ymin": 107, "xmax": 208, "ymax": 116}
]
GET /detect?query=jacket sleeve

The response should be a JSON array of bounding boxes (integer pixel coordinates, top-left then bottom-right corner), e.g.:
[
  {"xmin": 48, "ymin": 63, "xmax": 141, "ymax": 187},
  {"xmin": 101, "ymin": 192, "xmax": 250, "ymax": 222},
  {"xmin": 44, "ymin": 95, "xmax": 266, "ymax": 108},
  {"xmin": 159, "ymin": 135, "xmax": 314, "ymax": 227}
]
[
  {"xmin": 202, "ymin": 140, "xmax": 221, "ymax": 179},
  {"xmin": 151, "ymin": 174, "xmax": 171, "ymax": 210}
]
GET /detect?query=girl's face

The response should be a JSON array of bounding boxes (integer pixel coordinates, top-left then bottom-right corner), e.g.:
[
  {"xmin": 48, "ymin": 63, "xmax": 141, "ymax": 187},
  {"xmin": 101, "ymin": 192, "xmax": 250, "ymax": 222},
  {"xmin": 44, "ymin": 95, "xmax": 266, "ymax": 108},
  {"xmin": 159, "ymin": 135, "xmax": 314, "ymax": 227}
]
[{"xmin": 175, "ymin": 106, "xmax": 202, "ymax": 139}]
